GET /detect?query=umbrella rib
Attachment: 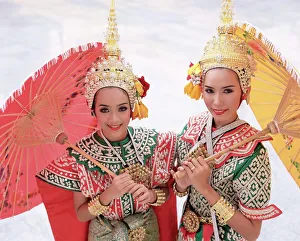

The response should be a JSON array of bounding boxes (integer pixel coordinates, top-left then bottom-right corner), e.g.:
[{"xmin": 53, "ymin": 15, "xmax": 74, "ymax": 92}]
[
  {"xmin": 48, "ymin": 50, "xmax": 98, "ymax": 94},
  {"xmin": 255, "ymin": 67, "xmax": 288, "ymax": 86},
  {"xmin": 251, "ymin": 115, "xmax": 275, "ymax": 123},
  {"xmin": 43, "ymin": 50, "xmax": 96, "ymax": 95},
  {"xmin": 63, "ymin": 119, "xmax": 98, "ymax": 129},
  {"xmin": 252, "ymin": 76, "xmax": 286, "ymax": 92},
  {"xmin": 35, "ymin": 63, "xmax": 52, "ymax": 99},
  {"xmin": 13, "ymin": 147, "xmax": 24, "ymax": 217},
  {"xmin": 0, "ymin": 145, "xmax": 21, "ymax": 217},
  {"xmin": 55, "ymin": 85, "xmax": 84, "ymax": 99},
  {"xmin": 251, "ymin": 87, "xmax": 284, "ymax": 96},
  {"xmin": 0, "ymin": 139, "xmax": 15, "ymax": 167},
  {"xmin": 288, "ymin": 148, "xmax": 300, "ymax": 173},
  {"xmin": 37, "ymin": 144, "xmax": 47, "ymax": 172},
  {"xmin": 250, "ymin": 101, "xmax": 280, "ymax": 105},
  {"xmin": 255, "ymin": 57, "xmax": 293, "ymax": 83},
  {"xmin": 0, "ymin": 127, "xmax": 13, "ymax": 141},
  {"xmin": 44, "ymin": 57, "xmax": 81, "ymax": 94},
  {"xmin": 0, "ymin": 143, "xmax": 19, "ymax": 183},
  {"xmin": 29, "ymin": 74, "xmax": 33, "ymax": 110},
  {"xmin": 62, "ymin": 102, "xmax": 88, "ymax": 107},
  {"xmin": 13, "ymin": 99, "xmax": 30, "ymax": 114},
  {"xmin": 0, "ymin": 113, "xmax": 27, "ymax": 118},
  {"xmin": 33, "ymin": 146, "xmax": 40, "ymax": 175},
  {"xmin": 26, "ymin": 148, "xmax": 29, "ymax": 212},
  {"xmin": 65, "ymin": 129, "xmax": 84, "ymax": 141},
  {"xmin": 64, "ymin": 112, "xmax": 92, "ymax": 115}
]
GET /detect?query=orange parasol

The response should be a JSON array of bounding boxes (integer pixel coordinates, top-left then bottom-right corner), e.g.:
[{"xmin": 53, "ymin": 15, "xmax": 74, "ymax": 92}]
[{"xmin": 235, "ymin": 22, "xmax": 300, "ymax": 186}]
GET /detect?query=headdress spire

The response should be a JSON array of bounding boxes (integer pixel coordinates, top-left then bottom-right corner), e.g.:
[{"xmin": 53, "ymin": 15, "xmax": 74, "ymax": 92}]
[
  {"xmin": 105, "ymin": 0, "xmax": 120, "ymax": 57},
  {"xmin": 185, "ymin": 0, "xmax": 255, "ymax": 102},
  {"xmin": 84, "ymin": 0, "xmax": 150, "ymax": 119},
  {"xmin": 218, "ymin": 0, "xmax": 235, "ymax": 34},
  {"xmin": 220, "ymin": 0, "xmax": 234, "ymax": 26}
]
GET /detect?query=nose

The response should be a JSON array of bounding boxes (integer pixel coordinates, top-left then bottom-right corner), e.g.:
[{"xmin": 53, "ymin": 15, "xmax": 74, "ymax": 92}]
[
  {"xmin": 214, "ymin": 93, "xmax": 223, "ymax": 106},
  {"xmin": 109, "ymin": 111, "xmax": 119, "ymax": 123}
]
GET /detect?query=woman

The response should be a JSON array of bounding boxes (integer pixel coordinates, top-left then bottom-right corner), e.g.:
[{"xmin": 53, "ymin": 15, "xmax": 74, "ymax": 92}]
[
  {"xmin": 36, "ymin": 2, "xmax": 177, "ymax": 241},
  {"xmin": 172, "ymin": 1, "xmax": 281, "ymax": 241}
]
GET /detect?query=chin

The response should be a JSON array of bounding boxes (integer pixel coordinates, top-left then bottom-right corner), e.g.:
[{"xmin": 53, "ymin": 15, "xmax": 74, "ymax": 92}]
[{"xmin": 107, "ymin": 129, "xmax": 127, "ymax": 141}]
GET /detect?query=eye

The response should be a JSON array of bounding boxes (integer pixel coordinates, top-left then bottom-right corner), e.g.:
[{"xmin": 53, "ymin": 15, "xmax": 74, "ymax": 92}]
[
  {"xmin": 204, "ymin": 88, "xmax": 214, "ymax": 93},
  {"xmin": 119, "ymin": 106, "xmax": 128, "ymax": 112},
  {"xmin": 100, "ymin": 108, "xmax": 109, "ymax": 113},
  {"xmin": 224, "ymin": 88, "xmax": 233, "ymax": 94}
]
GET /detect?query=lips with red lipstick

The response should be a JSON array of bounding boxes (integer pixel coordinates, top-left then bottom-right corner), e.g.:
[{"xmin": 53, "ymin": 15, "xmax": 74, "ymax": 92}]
[
  {"xmin": 213, "ymin": 109, "xmax": 227, "ymax": 115},
  {"xmin": 108, "ymin": 124, "xmax": 122, "ymax": 131}
]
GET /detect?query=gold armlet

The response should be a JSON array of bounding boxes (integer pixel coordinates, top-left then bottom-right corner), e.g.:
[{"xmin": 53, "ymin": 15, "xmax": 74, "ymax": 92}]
[
  {"xmin": 173, "ymin": 182, "xmax": 189, "ymax": 197},
  {"xmin": 211, "ymin": 197, "xmax": 235, "ymax": 225},
  {"xmin": 88, "ymin": 195, "xmax": 109, "ymax": 216},
  {"xmin": 150, "ymin": 188, "xmax": 167, "ymax": 206}
]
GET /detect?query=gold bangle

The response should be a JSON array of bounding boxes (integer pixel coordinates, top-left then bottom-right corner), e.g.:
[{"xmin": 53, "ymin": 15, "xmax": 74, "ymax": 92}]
[
  {"xmin": 88, "ymin": 195, "xmax": 109, "ymax": 216},
  {"xmin": 150, "ymin": 189, "xmax": 166, "ymax": 206},
  {"xmin": 172, "ymin": 182, "xmax": 189, "ymax": 197},
  {"xmin": 211, "ymin": 197, "xmax": 235, "ymax": 225}
]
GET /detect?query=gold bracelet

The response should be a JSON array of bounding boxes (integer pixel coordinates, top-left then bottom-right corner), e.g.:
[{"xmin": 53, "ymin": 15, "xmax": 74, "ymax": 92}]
[
  {"xmin": 172, "ymin": 182, "xmax": 189, "ymax": 197},
  {"xmin": 87, "ymin": 195, "xmax": 109, "ymax": 216},
  {"xmin": 211, "ymin": 197, "xmax": 235, "ymax": 225},
  {"xmin": 150, "ymin": 188, "xmax": 167, "ymax": 206}
]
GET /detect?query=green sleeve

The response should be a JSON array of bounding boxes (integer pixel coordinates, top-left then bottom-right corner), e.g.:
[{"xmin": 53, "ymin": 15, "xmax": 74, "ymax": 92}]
[{"xmin": 233, "ymin": 143, "xmax": 271, "ymax": 209}]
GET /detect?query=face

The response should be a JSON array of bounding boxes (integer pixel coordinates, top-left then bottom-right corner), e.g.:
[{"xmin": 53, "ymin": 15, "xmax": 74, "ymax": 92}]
[
  {"xmin": 93, "ymin": 87, "xmax": 131, "ymax": 142},
  {"xmin": 202, "ymin": 68, "xmax": 243, "ymax": 129}
]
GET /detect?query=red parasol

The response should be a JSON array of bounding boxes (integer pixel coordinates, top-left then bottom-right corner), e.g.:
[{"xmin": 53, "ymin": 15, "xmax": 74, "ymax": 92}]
[{"xmin": 0, "ymin": 42, "xmax": 104, "ymax": 219}]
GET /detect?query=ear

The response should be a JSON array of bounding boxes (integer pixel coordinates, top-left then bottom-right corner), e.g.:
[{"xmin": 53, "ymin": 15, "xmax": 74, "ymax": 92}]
[{"xmin": 241, "ymin": 87, "xmax": 251, "ymax": 101}]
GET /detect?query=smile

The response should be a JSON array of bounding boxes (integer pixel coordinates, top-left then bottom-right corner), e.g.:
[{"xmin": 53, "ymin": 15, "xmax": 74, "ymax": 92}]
[
  {"xmin": 213, "ymin": 109, "xmax": 227, "ymax": 115},
  {"xmin": 108, "ymin": 124, "xmax": 122, "ymax": 131}
]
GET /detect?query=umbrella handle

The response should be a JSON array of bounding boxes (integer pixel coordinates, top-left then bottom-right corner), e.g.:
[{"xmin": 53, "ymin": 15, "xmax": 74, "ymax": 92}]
[
  {"xmin": 65, "ymin": 140, "xmax": 117, "ymax": 178},
  {"xmin": 174, "ymin": 127, "xmax": 271, "ymax": 180}
]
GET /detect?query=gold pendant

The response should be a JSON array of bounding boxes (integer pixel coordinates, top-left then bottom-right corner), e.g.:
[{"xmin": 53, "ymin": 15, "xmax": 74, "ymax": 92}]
[{"xmin": 182, "ymin": 210, "xmax": 200, "ymax": 233}]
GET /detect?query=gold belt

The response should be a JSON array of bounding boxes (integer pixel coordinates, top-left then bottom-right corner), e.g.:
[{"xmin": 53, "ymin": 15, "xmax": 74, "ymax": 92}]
[{"xmin": 182, "ymin": 209, "xmax": 212, "ymax": 233}]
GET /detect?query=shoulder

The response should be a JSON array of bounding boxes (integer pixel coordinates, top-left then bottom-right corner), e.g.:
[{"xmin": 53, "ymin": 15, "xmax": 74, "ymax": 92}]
[
  {"xmin": 129, "ymin": 126, "xmax": 176, "ymax": 142},
  {"xmin": 178, "ymin": 111, "xmax": 209, "ymax": 145},
  {"xmin": 186, "ymin": 111, "xmax": 209, "ymax": 127}
]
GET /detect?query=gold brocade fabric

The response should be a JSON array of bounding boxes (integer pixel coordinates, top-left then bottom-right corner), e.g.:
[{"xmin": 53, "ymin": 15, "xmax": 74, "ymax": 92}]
[{"xmin": 88, "ymin": 209, "xmax": 159, "ymax": 241}]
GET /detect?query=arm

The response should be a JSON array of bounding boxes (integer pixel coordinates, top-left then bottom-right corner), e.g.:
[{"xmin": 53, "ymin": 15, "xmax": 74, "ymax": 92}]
[
  {"xmin": 73, "ymin": 192, "xmax": 94, "ymax": 222},
  {"xmin": 130, "ymin": 130, "xmax": 177, "ymax": 205},
  {"xmin": 73, "ymin": 171, "xmax": 135, "ymax": 222},
  {"xmin": 183, "ymin": 146, "xmax": 270, "ymax": 241},
  {"xmin": 200, "ymin": 186, "xmax": 262, "ymax": 241}
]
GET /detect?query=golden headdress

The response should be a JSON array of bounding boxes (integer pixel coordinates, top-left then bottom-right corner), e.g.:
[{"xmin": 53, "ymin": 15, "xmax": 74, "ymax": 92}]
[
  {"xmin": 85, "ymin": 0, "xmax": 149, "ymax": 120},
  {"xmin": 185, "ymin": 0, "xmax": 256, "ymax": 101}
]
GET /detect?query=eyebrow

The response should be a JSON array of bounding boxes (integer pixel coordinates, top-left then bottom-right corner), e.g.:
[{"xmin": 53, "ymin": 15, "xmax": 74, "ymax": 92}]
[
  {"xmin": 204, "ymin": 85, "xmax": 236, "ymax": 89},
  {"xmin": 98, "ymin": 102, "xmax": 129, "ymax": 107}
]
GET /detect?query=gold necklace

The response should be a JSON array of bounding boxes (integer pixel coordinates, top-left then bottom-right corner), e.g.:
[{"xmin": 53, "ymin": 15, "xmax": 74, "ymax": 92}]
[{"xmin": 100, "ymin": 129, "xmax": 151, "ymax": 188}]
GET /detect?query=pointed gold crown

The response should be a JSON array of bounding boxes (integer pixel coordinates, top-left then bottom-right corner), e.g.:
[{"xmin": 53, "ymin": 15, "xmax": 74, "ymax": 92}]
[
  {"xmin": 85, "ymin": 1, "xmax": 149, "ymax": 119},
  {"xmin": 185, "ymin": 0, "xmax": 256, "ymax": 101}
]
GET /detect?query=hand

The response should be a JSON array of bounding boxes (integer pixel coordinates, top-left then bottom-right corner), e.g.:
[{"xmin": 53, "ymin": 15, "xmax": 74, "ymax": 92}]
[
  {"xmin": 171, "ymin": 165, "xmax": 191, "ymax": 192},
  {"xmin": 107, "ymin": 171, "xmax": 135, "ymax": 200},
  {"xmin": 182, "ymin": 156, "xmax": 212, "ymax": 194},
  {"xmin": 129, "ymin": 183, "xmax": 155, "ymax": 205}
]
